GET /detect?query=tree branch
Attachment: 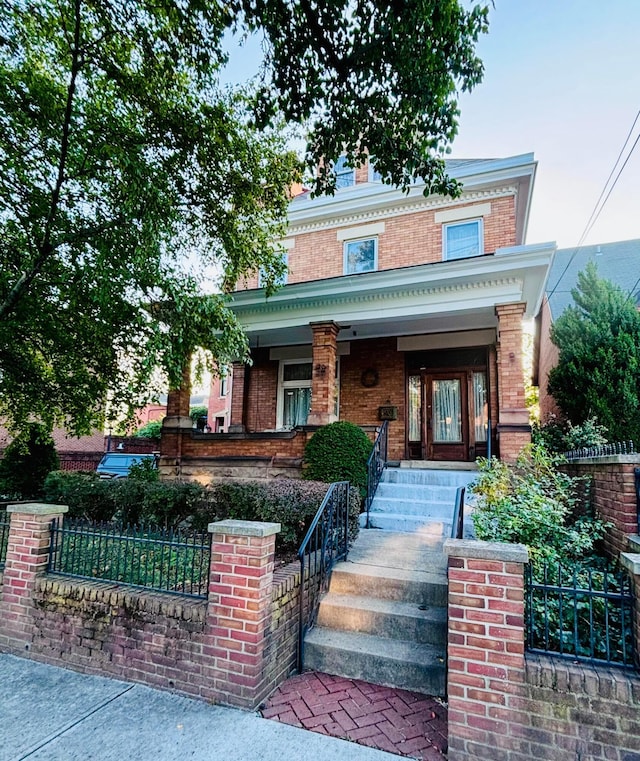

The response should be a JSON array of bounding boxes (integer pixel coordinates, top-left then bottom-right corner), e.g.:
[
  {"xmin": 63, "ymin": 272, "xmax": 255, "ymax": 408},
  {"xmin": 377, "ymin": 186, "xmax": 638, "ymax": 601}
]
[{"xmin": 0, "ymin": 0, "xmax": 82, "ymax": 321}]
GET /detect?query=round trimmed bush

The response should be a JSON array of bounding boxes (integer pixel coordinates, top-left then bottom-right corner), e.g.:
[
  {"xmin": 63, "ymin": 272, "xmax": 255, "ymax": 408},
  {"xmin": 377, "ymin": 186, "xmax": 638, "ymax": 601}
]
[{"xmin": 303, "ymin": 421, "xmax": 372, "ymax": 493}]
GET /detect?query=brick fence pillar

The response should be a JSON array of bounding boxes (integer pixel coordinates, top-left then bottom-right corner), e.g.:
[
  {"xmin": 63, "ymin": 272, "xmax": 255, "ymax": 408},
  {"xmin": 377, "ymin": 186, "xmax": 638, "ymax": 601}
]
[
  {"xmin": 207, "ymin": 519, "xmax": 280, "ymax": 709},
  {"xmin": 443, "ymin": 538, "xmax": 529, "ymax": 761},
  {"xmin": 495, "ymin": 302, "xmax": 530, "ymax": 461},
  {"xmin": 0, "ymin": 503, "xmax": 68, "ymax": 652},
  {"xmin": 307, "ymin": 321, "xmax": 340, "ymax": 426}
]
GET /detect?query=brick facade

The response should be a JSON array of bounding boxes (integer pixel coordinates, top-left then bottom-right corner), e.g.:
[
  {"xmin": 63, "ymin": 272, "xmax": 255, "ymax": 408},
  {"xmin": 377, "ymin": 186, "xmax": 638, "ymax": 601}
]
[
  {"xmin": 307, "ymin": 322, "xmax": 340, "ymax": 426},
  {"xmin": 0, "ymin": 510, "xmax": 307, "ymax": 710},
  {"xmin": 445, "ymin": 539, "xmax": 640, "ymax": 761},
  {"xmin": 241, "ymin": 194, "xmax": 517, "ymax": 289}
]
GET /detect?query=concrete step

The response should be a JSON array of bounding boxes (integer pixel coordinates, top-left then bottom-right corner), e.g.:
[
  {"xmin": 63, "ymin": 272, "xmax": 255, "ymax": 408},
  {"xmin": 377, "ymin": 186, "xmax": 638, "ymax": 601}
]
[
  {"xmin": 382, "ymin": 467, "xmax": 476, "ymax": 487},
  {"xmin": 303, "ymin": 627, "xmax": 446, "ymax": 696},
  {"xmin": 369, "ymin": 497, "xmax": 454, "ymax": 517},
  {"xmin": 362, "ymin": 513, "xmax": 452, "ymax": 536},
  {"xmin": 329, "ymin": 563, "xmax": 447, "ymax": 607},
  {"xmin": 316, "ymin": 593, "xmax": 447, "ymax": 645},
  {"xmin": 347, "ymin": 529, "xmax": 447, "ymax": 570},
  {"xmin": 375, "ymin": 482, "xmax": 459, "ymax": 502}
]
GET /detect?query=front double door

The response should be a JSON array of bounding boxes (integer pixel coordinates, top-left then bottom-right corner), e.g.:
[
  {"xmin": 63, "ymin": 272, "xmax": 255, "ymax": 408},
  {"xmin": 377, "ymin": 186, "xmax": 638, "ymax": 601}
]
[{"xmin": 422, "ymin": 372, "xmax": 469, "ymax": 461}]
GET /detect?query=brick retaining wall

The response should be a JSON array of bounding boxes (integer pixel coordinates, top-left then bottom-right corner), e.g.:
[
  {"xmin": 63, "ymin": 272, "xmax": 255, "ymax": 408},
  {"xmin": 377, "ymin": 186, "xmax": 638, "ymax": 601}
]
[
  {"xmin": 563, "ymin": 455, "xmax": 640, "ymax": 558},
  {"xmin": 0, "ymin": 506, "xmax": 305, "ymax": 710},
  {"xmin": 445, "ymin": 539, "xmax": 640, "ymax": 761}
]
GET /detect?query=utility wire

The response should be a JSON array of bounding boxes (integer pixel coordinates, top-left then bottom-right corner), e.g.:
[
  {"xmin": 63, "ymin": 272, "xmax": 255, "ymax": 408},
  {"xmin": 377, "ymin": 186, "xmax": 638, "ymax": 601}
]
[{"xmin": 547, "ymin": 108, "xmax": 640, "ymax": 301}]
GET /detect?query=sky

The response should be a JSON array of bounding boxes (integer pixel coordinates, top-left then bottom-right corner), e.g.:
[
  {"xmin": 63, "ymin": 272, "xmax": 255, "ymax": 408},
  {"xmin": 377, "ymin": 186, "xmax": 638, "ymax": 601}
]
[{"xmin": 221, "ymin": 1, "xmax": 640, "ymax": 250}]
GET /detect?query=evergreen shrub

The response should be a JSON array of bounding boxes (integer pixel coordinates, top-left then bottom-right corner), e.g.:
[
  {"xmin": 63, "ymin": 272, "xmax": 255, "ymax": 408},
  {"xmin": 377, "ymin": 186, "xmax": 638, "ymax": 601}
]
[
  {"xmin": 0, "ymin": 423, "xmax": 59, "ymax": 499},
  {"xmin": 302, "ymin": 421, "xmax": 373, "ymax": 494}
]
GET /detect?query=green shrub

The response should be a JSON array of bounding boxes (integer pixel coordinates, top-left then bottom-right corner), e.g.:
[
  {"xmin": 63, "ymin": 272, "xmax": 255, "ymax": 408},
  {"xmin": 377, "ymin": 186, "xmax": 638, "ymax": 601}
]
[
  {"xmin": 134, "ymin": 420, "xmax": 162, "ymax": 438},
  {"xmin": 192, "ymin": 479, "xmax": 360, "ymax": 554},
  {"xmin": 0, "ymin": 423, "xmax": 59, "ymax": 499},
  {"xmin": 43, "ymin": 471, "xmax": 358, "ymax": 554},
  {"xmin": 470, "ymin": 444, "xmax": 607, "ymax": 566},
  {"xmin": 303, "ymin": 421, "xmax": 373, "ymax": 494},
  {"xmin": 532, "ymin": 415, "xmax": 608, "ymax": 454}
]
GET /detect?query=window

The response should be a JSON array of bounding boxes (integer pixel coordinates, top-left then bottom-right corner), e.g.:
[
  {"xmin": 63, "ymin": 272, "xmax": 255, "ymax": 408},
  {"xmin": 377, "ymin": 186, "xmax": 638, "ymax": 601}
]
[
  {"xmin": 334, "ymin": 155, "xmax": 355, "ymax": 189},
  {"xmin": 277, "ymin": 360, "xmax": 313, "ymax": 429},
  {"xmin": 344, "ymin": 237, "xmax": 377, "ymax": 274},
  {"xmin": 258, "ymin": 253, "xmax": 288, "ymax": 288},
  {"xmin": 443, "ymin": 219, "xmax": 483, "ymax": 260},
  {"xmin": 219, "ymin": 373, "xmax": 228, "ymax": 398},
  {"xmin": 368, "ymin": 160, "xmax": 384, "ymax": 183}
]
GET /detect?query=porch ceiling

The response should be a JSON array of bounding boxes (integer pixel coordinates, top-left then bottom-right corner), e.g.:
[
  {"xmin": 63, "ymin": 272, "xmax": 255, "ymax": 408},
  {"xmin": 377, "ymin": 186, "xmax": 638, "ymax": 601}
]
[{"xmin": 230, "ymin": 242, "xmax": 555, "ymax": 349}]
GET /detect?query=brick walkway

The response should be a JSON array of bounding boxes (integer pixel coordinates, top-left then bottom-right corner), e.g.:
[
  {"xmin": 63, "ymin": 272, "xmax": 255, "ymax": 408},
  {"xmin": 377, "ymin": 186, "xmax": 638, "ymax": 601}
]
[{"xmin": 260, "ymin": 671, "xmax": 447, "ymax": 759}]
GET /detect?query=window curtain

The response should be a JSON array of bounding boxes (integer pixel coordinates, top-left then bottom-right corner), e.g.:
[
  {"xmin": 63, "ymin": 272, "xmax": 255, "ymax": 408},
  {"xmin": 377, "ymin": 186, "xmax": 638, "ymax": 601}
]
[
  {"xmin": 432, "ymin": 379, "xmax": 462, "ymax": 442},
  {"xmin": 283, "ymin": 387, "xmax": 311, "ymax": 427},
  {"xmin": 473, "ymin": 372, "xmax": 488, "ymax": 443},
  {"xmin": 408, "ymin": 375, "xmax": 421, "ymax": 441}
]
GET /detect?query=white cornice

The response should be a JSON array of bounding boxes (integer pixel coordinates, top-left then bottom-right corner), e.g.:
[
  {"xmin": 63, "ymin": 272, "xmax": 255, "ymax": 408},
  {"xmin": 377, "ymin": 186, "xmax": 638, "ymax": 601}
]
[{"xmin": 288, "ymin": 186, "xmax": 517, "ymax": 236}]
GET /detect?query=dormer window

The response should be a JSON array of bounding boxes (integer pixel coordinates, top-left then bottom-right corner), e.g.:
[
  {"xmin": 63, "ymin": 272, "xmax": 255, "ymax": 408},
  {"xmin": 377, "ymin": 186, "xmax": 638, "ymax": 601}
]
[
  {"xmin": 443, "ymin": 219, "xmax": 483, "ymax": 260},
  {"xmin": 335, "ymin": 155, "xmax": 356, "ymax": 189}
]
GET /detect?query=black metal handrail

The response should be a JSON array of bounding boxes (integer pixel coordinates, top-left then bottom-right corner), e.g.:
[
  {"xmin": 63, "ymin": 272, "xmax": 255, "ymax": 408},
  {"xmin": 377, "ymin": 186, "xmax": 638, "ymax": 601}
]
[
  {"xmin": 450, "ymin": 487, "xmax": 466, "ymax": 540},
  {"xmin": 365, "ymin": 420, "xmax": 388, "ymax": 529},
  {"xmin": 48, "ymin": 519, "xmax": 210, "ymax": 598},
  {"xmin": 0, "ymin": 509, "xmax": 10, "ymax": 570},
  {"xmin": 297, "ymin": 480, "xmax": 350, "ymax": 671},
  {"xmin": 525, "ymin": 561, "xmax": 635, "ymax": 668}
]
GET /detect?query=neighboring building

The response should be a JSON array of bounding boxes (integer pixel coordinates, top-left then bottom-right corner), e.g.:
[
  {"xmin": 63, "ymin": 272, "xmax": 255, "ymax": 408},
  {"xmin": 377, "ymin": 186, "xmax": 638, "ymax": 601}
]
[
  {"xmin": 162, "ymin": 153, "xmax": 555, "ymax": 480},
  {"xmin": 537, "ymin": 238, "xmax": 640, "ymax": 421},
  {"xmin": 207, "ymin": 371, "xmax": 231, "ymax": 433}
]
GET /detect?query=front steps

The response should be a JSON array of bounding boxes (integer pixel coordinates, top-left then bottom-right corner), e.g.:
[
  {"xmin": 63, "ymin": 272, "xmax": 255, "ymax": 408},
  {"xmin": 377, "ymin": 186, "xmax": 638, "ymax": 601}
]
[
  {"xmin": 361, "ymin": 464, "xmax": 477, "ymax": 536},
  {"xmin": 303, "ymin": 530, "xmax": 448, "ymax": 696}
]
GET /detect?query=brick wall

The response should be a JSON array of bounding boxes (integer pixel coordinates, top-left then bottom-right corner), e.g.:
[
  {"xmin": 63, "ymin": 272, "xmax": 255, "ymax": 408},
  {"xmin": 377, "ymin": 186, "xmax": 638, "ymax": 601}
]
[
  {"xmin": 241, "ymin": 195, "xmax": 517, "ymax": 289},
  {"xmin": 444, "ymin": 539, "xmax": 640, "ymax": 761},
  {"xmin": 0, "ymin": 509, "xmax": 306, "ymax": 710},
  {"xmin": 563, "ymin": 455, "xmax": 640, "ymax": 558}
]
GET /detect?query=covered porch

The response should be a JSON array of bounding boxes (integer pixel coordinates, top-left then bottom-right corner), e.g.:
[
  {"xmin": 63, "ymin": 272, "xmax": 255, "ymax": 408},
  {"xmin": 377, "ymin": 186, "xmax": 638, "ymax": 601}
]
[{"xmin": 160, "ymin": 243, "xmax": 553, "ymax": 480}]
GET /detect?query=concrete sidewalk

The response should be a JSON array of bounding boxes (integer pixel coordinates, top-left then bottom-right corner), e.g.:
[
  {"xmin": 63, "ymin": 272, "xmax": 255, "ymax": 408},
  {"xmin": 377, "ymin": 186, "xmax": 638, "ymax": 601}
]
[{"xmin": 0, "ymin": 654, "xmax": 399, "ymax": 761}]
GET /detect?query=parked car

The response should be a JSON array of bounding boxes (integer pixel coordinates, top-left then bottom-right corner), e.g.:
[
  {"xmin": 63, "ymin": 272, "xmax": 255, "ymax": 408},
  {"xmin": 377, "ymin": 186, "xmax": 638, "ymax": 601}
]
[{"xmin": 96, "ymin": 453, "xmax": 157, "ymax": 479}]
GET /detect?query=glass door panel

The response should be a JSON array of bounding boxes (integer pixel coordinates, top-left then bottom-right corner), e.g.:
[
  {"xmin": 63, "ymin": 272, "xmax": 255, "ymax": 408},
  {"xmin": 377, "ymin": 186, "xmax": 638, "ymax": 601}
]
[{"xmin": 432, "ymin": 379, "xmax": 462, "ymax": 442}]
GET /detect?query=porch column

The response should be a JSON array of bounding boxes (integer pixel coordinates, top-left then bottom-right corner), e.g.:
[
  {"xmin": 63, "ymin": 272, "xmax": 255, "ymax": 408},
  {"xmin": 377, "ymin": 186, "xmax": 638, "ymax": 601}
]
[
  {"xmin": 495, "ymin": 303, "xmax": 530, "ymax": 461},
  {"xmin": 307, "ymin": 321, "xmax": 340, "ymax": 427},
  {"xmin": 160, "ymin": 362, "xmax": 193, "ymax": 463},
  {"xmin": 228, "ymin": 361, "xmax": 248, "ymax": 433}
]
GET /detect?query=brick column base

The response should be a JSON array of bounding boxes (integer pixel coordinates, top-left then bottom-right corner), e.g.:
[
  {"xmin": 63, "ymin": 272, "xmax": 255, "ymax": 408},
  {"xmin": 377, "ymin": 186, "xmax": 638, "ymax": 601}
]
[
  {"xmin": 444, "ymin": 538, "xmax": 529, "ymax": 761},
  {"xmin": 207, "ymin": 519, "xmax": 280, "ymax": 709},
  {"xmin": 0, "ymin": 503, "xmax": 68, "ymax": 652}
]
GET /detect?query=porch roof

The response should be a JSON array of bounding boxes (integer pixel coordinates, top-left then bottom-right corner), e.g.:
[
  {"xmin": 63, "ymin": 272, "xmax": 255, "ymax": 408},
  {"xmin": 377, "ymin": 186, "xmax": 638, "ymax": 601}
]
[{"xmin": 230, "ymin": 242, "xmax": 555, "ymax": 348}]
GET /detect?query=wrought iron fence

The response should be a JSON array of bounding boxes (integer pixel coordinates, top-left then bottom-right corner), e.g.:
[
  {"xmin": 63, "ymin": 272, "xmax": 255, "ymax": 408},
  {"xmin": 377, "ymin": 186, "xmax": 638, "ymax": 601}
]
[
  {"xmin": 450, "ymin": 487, "xmax": 466, "ymax": 540},
  {"xmin": 0, "ymin": 510, "xmax": 9, "ymax": 570},
  {"xmin": 48, "ymin": 519, "xmax": 210, "ymax": 598},
  {"xmin": 364, "ymin": 420, "xmax": 388, "ymax": 528},
  {"xmin": 297, "ymin": 481, "xmax": 350, "ymax": 670},
  {"xmin": 565, "ymin": 441, "xmax": 636, "ymax": 460},
  {"xmin": 525, "ymin": 561, "xmax": 635, "ymax": 668}
]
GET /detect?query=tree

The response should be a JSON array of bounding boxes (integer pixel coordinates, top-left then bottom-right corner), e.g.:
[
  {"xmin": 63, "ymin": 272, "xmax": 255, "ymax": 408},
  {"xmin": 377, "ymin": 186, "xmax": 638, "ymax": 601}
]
[
  {"xmin": 134, "ymin": 420, "xmax": 163, "ymax": 439},
  {"xmin": 0, "ymin": 423, "xmax": 59, "ymax": 499},
  {"xmin": 0, "ymin": 1, "xmax": 488, "ymax": 435},
  {"xmin": 548, "ymin": 262, "xmax": 640, "ymax": 444}
]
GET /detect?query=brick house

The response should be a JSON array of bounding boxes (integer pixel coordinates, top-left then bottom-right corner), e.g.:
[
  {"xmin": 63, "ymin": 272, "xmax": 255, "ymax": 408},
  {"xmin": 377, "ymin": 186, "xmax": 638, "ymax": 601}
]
[
  {"xmin": 537, "ymin": 238, "xmax": 640, "ymax": 421},
  {"xmin": 160, "ymin": 153, "xmax": 554, "ymax": 480}
]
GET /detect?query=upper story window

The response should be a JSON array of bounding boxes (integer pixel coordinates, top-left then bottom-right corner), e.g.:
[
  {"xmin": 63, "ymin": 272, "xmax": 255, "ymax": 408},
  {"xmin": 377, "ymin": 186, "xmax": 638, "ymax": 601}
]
[
  {"xmin": 344, "ymin": 237, "xmax": 378, "ymax": 274},
  {"xmin": 443, "ymin": 219, "xmax": 483, "ymax": 261},
  {"xmin": 258, "ymin": 253, "xmax": 288, "ymax": 288},
  {"xmin": 334, "ymin": 155, "xmax": 356, "ymax": 189},
  {"xmin": 368, "ymin": 160, "xmax": 383, "ymax": 183},
  {"xmin": 219, "ymin": 372, "xmax": 228, "ymax": 398}
]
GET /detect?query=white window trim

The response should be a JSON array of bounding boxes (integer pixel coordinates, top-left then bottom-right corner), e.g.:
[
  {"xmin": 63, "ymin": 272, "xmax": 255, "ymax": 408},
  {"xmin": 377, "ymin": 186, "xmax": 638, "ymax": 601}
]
[
  {"xmin": 443, "ymin": 218, "xmax": 484, "ymax": 261},
  {"xmin": 258, "ymin": 252, "xmax": 288, "ymax": 288},
  {"xmin": 343, "ymin": 236, "xmax": 378, "ymax": 275},
  {"xmin": 276, "ymin": 358, "xmax": 312, "ymax": 430}
]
